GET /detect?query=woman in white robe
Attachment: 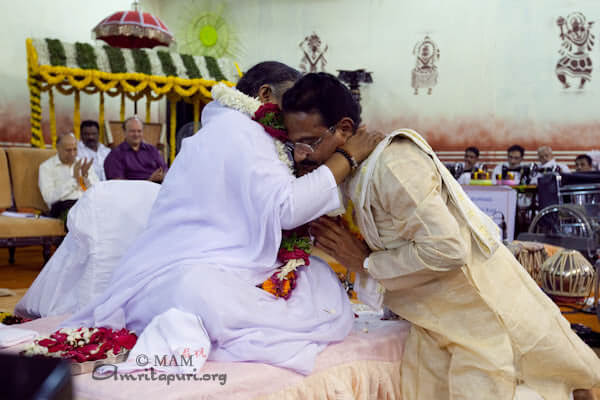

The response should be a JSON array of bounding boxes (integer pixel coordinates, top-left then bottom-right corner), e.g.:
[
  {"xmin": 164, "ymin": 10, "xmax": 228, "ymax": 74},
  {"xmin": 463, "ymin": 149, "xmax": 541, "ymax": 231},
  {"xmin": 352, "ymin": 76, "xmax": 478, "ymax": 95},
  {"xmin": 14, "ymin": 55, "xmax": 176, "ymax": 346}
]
[{"xmin": 61, "ymin": 62, "xmax": 379, "ymax": 375}]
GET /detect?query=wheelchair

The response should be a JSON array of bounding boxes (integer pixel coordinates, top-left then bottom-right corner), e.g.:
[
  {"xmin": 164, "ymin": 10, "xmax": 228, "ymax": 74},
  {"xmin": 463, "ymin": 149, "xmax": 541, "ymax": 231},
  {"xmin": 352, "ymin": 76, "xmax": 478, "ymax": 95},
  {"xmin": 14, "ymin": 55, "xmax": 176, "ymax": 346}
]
[{"xmin": 519, "ymin": 172, "xmax": 600, "ymax": 320}]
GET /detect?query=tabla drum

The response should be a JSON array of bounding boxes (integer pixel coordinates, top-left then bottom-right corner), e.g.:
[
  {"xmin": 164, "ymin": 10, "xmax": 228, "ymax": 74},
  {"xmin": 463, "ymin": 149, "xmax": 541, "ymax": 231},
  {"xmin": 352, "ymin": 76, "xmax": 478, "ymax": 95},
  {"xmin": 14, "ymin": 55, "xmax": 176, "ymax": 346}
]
[{"xmin": 508, "ymin": 241, "xmax": 548, "ymax": 285}]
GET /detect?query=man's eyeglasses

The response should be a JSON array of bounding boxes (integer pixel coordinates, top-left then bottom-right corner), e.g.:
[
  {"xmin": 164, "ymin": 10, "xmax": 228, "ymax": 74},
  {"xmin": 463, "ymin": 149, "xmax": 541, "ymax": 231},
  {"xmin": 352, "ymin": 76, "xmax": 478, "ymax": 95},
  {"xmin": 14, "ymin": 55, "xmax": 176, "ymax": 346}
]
[{"xmin": 291, "ymin": 125, "xmax": 336, "ymax": 154}]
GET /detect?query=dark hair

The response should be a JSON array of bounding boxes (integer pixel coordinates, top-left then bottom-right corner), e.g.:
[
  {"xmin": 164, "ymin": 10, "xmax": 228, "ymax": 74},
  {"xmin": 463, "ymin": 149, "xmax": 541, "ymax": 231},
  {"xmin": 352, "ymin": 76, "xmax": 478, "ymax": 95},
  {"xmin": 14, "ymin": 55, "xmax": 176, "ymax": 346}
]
[
  {"xmin": 576, "ymin": 154, "xmax": 592, "ymax": 165},
  {"xmin": 80, "ymin": 120, "xmax": 99, "ymax": 132},
  {"xmin": 236, "ymin": 61, "xmax": 301, "ymax": 98},
  {"xmin": 465, "ymin": 146, "xmax": 480, "ymax": 157},
  {"xmin": 281, "ymin": 72, "xmax": 362, "ymax": 130},
  {"xmin": 507, "ymin": 144, "xmax": 525, "ymax": 157}
]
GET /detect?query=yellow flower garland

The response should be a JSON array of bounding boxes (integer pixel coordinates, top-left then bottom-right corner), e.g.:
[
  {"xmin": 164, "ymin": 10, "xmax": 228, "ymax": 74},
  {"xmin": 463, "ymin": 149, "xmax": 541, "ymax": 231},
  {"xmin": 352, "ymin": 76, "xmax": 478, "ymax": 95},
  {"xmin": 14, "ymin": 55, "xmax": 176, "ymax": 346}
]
[{"xmin": 26, "ymin": 38, "xmax": 235, "ymax": 161}]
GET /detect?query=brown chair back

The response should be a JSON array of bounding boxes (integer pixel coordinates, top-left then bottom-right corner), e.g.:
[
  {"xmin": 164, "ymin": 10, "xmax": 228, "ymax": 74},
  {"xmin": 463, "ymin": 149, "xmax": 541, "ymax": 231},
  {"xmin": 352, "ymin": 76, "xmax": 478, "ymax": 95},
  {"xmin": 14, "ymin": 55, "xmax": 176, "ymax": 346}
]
[
  {"xmin": 0, "ymin": 149, "xmax": 13, "ymax": 209},
  {"xmin": 107, "ymin": 121, "xmax": 162, "ymax": 148},
  {"xmin": 5, "ymin": 147, "xmax": 56, "ymax": 212}
]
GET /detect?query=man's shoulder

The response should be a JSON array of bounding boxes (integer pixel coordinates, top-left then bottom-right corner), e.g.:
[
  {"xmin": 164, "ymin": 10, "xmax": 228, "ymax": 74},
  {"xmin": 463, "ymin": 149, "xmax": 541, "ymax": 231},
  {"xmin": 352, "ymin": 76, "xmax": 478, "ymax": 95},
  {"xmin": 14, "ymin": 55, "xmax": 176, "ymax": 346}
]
[
  {"xmin": 104, "ymin": 144, "xmax": 124, "ymax": 162},
  {"xmin": 205, "ymin": 102, "xmax": 261, "ymax": 133},
  {"xmin": 39, "ymin": 154, "xmax": 59, "ymax": 169},
  {"xmin": 98, "ymin": 143, "xmax": 111, "ymax": 154},
  {"xmin": 139, "ymin": 142, "xmax": 162, "ymax": 156},
  {"xmin": 139, "ymin": 142, "xmax": 152, "ymax": 150},
  {"xmin": 379, "ymin": 137, "xmax": 433, "ymax": 169}
]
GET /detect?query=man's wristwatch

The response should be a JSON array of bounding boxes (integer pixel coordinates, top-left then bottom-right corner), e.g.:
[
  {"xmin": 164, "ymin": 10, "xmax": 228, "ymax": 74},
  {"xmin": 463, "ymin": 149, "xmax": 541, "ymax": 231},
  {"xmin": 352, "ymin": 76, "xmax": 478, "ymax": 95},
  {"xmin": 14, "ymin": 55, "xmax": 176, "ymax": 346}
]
[{"xmin": 335, "ymin": 148, "xmax": 358, "ymax": 171}]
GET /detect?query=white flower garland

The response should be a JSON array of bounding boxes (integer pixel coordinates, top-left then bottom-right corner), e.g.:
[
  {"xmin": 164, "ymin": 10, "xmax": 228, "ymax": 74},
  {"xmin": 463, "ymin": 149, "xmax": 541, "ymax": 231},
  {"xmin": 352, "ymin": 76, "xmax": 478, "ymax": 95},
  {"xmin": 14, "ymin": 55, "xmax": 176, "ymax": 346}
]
[
  {"xmin": 276, "ymin": 258, "xmax": 305, "ymax": 280},
  {"xmin": 211, "ymin": 83, "xmax": 293, "ymax": 173}
]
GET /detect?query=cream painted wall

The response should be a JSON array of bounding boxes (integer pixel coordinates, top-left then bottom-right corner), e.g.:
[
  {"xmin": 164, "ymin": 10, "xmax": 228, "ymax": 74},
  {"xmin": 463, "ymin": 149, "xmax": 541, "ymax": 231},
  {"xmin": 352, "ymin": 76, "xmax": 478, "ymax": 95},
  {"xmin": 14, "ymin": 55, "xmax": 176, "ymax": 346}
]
[
  {"xmin": 151, "ymin": 0, "xmax": 600, "ymax": 151},
  {"xmin": 2, "ymin": 0, "xmax": 600, "ymax": 151},
  {"xmin": 0, "ymin": 0, "xmax": 164, "ymax": 145}
]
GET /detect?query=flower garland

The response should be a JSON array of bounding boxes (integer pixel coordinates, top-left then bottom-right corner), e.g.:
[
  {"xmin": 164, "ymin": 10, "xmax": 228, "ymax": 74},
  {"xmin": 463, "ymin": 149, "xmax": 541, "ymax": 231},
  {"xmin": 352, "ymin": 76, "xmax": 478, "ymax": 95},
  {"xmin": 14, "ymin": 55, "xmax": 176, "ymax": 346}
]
[
  {"xmin": 259, "ymin": 232, "xmax": 312, "ymax": 299},
  {"xmin": 211, "ymin": 83, "xmax": 293, "ymax": 173},
  {"xmin": 26, "ymin": 38, "xmax": 238, "ymax": 150},
  {"xmin": 336, "ymin": 200, "xmax": 367, "ymax": 300},
  {"xmin": 211, "ymin": 83, "xmax": 310, "ymax": 299},
  {"xmin": 21, "ymin": 327, "xmax": 137, "ymax": 363}
]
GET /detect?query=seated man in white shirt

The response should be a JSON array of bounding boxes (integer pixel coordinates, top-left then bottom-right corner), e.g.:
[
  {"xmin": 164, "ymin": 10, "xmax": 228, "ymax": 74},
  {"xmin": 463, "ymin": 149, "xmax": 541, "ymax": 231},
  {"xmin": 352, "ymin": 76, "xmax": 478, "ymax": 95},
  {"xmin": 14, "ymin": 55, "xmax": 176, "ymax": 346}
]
[
  {"xmin": 457, "ymin": 146, "xmax": 480, "ymax": 184},
  {"xmin": 492, "ymin": 144, "xmax": 524, "ymax": 184},
  {"xmin": 537, "ymin": 146, "xmax": 570, "ymax": 173},
  {"xmin": 38, "ymin": 133, "xmax": 98, "ymax": 222},
  {"xmin": 77, "ymin": 120, "xmax": 110, "ymax": 181}
]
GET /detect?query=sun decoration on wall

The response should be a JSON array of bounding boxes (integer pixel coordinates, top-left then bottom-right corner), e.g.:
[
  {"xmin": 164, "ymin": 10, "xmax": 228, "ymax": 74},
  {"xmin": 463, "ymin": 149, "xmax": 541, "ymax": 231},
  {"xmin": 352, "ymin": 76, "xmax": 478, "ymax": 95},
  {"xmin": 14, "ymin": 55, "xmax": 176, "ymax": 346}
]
[{"xmin": 179, "ymin": 10, "xmax": 239, "ymax": 58}]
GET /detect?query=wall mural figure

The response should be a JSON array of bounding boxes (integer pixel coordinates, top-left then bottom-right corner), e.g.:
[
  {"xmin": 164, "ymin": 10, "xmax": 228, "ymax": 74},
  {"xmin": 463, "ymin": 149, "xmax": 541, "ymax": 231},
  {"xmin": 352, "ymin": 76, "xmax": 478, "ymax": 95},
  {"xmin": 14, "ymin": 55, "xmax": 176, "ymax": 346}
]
[
  {"xmin": 411, "ymin": 35, "xmax": 440, "ymax": 95},
  {"xmin": 299, "ymin": 33, "xmax": 328, "ymax": 73},
  {"xmin": 556, "ymin": 12, "xmax": 595, "ymax": 89}
]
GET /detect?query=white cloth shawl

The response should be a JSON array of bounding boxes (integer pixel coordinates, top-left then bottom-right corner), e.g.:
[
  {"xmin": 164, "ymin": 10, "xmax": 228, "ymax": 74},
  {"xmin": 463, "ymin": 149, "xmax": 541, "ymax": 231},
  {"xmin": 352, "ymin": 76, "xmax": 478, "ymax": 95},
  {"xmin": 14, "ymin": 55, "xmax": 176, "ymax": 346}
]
[{"xmin": 61, "ymin": 100, "xmax": 352, "ymax": 375}]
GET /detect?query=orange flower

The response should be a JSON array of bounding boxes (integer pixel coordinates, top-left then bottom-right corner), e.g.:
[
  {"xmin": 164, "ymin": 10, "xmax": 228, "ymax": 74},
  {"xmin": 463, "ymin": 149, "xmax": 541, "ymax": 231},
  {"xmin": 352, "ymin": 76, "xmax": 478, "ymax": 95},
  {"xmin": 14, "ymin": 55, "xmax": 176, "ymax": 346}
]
[
  {"xmin": 260, "ymin": 278, "xmax": 277, "ymax": 296},
  {"xmin": 259, "ymin": 270, "xmax": 297, "ymax": 299}
]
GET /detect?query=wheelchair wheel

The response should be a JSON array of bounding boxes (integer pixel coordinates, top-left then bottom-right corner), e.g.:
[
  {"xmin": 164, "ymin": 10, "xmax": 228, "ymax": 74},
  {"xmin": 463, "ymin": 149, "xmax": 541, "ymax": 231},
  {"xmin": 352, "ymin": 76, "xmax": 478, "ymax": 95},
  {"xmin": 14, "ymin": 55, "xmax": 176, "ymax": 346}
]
[{"xmin": 529, "ymin": 204, "xmax": 594, "ymax": 238}]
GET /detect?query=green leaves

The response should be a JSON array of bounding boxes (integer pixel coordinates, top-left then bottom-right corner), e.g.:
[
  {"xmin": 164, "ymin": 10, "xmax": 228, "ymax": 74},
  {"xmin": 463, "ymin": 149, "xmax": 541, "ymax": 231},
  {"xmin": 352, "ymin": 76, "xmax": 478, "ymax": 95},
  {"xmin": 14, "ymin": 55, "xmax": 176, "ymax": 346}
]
[
  {"xmin": 205, "ymin": 56, "xmax": 225, "ymax": 81},
  {"xmin": 281, "ymin": 233, "xmax": 312, "ymax": 252},
  {"xmin": 75, "ymin": 42, "xmax": 98, "ymax": 70},
  {"xmin": 181, "ymin": 54, "xmax": 201, "ymax": 79},
  {"xmin": 258, "ymin": 112, "xmax": 286, "ymax": 131},
  {"xmin": 131, "ymin": 49, "xmax": 151, "ymax": 75},
  {"xmin": 46, "ymin": 38, "xmax": 66, "ymax": 66},
  {"xmin": 157, "ymin": 51, "xmax": 177, "ymax": 77},
  {"xmin": 103, "ymin": 45, "xmax": 126, "ymax": 73}
]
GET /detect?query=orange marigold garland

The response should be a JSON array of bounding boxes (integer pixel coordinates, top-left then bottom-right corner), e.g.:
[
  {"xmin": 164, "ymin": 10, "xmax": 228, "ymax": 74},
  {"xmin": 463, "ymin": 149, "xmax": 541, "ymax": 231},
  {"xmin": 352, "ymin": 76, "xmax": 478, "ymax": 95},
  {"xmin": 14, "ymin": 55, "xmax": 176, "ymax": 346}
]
[
  {"xmin": 252, "ymin": 103, "xmax": 312, "ymax": 300},
  {"xmin": 336, "ymin": 199, "xmax": 366, "ymax": 300},
  {"xmin": 258, "ymin": 231, "xmax": 311, "ymax": 300}
]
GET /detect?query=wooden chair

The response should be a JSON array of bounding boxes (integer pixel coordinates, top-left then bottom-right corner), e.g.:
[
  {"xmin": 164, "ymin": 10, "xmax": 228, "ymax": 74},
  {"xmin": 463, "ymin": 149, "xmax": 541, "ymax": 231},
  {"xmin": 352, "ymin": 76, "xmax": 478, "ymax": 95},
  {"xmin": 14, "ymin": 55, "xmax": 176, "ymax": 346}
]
[
  {"xmin": 0, "ymin": 148, "xmax": 66, "ymax": 263},
  {"xmin": 105, "ymin": 120, "xmax": 164, "ymax": 148}
]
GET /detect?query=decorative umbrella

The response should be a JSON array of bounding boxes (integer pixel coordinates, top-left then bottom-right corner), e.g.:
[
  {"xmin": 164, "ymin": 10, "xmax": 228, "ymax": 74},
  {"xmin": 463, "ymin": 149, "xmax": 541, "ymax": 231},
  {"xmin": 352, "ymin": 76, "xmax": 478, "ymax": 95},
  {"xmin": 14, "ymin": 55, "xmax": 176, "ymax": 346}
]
[{"xmin": 92, "ymin": 1, "xmax": 174, "ymax": 49}]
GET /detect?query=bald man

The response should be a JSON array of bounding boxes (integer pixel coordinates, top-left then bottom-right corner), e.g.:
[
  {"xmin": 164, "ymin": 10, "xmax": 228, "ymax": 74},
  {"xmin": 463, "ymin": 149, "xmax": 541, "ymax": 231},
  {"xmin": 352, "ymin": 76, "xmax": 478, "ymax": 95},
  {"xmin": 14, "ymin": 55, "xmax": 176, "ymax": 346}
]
[
  {"xmin": 38, "ymin": 133, "xmax": 99, "ymax": 222},
  {"xmin": 537, "ymin": 146, "xmax": 570, "ymax": 173}
]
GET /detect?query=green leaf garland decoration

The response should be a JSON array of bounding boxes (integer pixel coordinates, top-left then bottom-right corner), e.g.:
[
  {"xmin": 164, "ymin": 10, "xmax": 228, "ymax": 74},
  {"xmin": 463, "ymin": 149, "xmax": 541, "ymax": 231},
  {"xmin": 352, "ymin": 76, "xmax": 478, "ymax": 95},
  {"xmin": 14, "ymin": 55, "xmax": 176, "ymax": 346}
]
[
  {"xmin": 75, "ymin": 42, "xmax": 98, "ymax": 71},
  {"xmin": 131, "ymin": 49, "xmax": 151, "ymax": 75},
  {"xmin": 280, "ymin": 233, "xmax": 312, "ymax": 252},
  {"xmin": 103, "ymin": 46, "xmax": 126, "ymax": 73},
  {"xmin": 205, "ymin": 56, "xmax": 225, "ymax": 82},
  {"xmin": 258, "ymin": 112, "xmax": 286, "ymax": 131},
  {"xmin": 180, "ymin": 54, "xmax": 201, "ymax": 79},
  {"xmin": 46, "ymin": 38, "xmax": 66, "ymax": 66},
  {"xmin": 157, "ymin": 51, "xmax": 177, "ymax": 77}
]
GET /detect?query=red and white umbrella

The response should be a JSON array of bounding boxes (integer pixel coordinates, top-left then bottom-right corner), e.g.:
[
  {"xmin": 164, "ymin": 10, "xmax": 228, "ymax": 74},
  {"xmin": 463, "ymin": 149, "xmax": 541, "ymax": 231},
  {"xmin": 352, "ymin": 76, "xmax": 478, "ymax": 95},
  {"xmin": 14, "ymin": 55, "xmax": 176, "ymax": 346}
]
[{"xmin": 92, "ymin": 1, "xmax": 174, "ymax": 49}]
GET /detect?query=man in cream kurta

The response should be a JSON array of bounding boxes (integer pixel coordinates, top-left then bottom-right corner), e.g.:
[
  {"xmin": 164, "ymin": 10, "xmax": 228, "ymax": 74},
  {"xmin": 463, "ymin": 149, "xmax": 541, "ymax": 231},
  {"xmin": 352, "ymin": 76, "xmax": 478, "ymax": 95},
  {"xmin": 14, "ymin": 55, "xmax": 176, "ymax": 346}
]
[{"xmin": 312, "ymin": 129, "xmax": 600, "ymax": 400}]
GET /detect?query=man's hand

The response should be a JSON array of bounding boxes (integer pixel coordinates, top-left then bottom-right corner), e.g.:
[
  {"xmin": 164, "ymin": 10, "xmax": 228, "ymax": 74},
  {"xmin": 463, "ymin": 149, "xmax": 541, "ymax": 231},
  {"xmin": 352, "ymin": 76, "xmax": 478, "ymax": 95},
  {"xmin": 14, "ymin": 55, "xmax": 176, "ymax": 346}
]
[
  {"xmin": 80, "ymin": 158, "xmax": 93, "ymax": 178},
  {"xmin": 72, "ymin": 159, "xmax": 82, "ymax": 180},
  {"xmin": 341, "ymin": 125, "xmax": 385, "ymax": 163},
  {"xmin": 310, "ymin": 216, "xmax": 370, "ymax": 273},
  {"xmin": 148, "ymin": 167, "xmax": 165, "ymax": 183}
]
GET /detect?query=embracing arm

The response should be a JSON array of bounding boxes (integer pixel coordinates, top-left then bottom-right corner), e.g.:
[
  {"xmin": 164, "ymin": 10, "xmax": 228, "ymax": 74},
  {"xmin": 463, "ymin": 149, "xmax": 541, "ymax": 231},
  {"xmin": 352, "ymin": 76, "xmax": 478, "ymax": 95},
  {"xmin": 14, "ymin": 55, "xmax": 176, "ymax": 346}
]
[
  {"xmin": 280, "ymin": 165, "xmax": 340, "ymax": 229},
  {"xmin": 281, "ymin": 126, "xmax": 383, "ymax": 229}
]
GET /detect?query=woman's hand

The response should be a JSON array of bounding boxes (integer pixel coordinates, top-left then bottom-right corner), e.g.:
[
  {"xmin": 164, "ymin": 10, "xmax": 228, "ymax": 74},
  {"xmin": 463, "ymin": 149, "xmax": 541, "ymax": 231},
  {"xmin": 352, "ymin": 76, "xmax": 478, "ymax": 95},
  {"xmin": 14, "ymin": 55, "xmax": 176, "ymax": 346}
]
[{"xmin": 341, "ymin": 125, "xmax": 385, "ymax": 163}]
